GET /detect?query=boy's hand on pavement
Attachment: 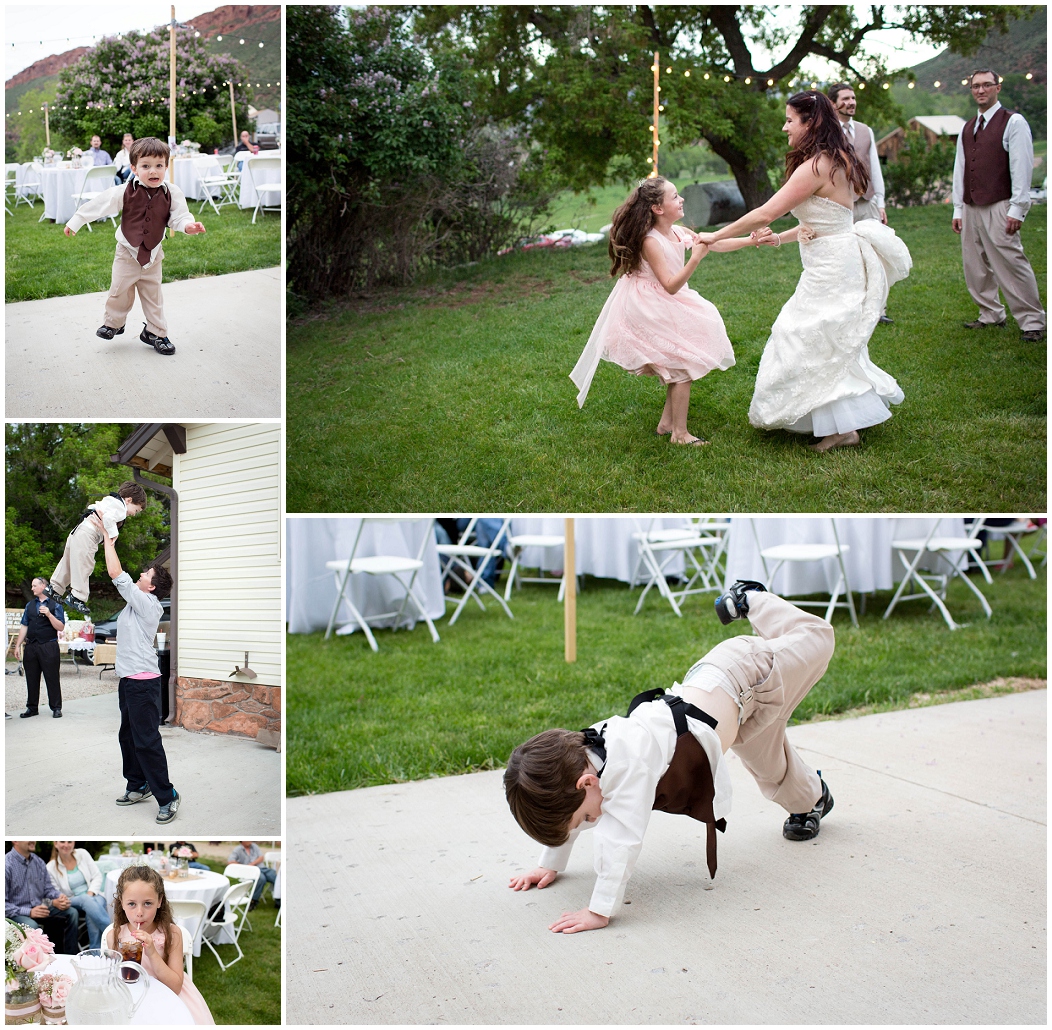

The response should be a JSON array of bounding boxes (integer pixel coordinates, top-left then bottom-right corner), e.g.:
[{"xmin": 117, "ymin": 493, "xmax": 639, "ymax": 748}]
[
  {"xmin": 63, "ymin": 226, "xmax": 75, "ymax": 237},
  {"xmin": 185, "ymin": 222, "xmax": 207, "ymax": 234},
  {"xmin": 508, "ymin": 867, "xmax": 557, "ymax": 891},
  {"xmin": 549, "ymin": 907, "xmax": 609, "ymax": 934}
]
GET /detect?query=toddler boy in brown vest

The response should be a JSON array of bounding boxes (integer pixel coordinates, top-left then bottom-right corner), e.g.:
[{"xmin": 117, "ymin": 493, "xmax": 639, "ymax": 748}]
[
  {"xmin": 505, "ymin": 584, "xmax": 835, "ymax": 933},
  {"xmin": 64, "ymin": 136, "xmax": 206, "ymax": 356}
]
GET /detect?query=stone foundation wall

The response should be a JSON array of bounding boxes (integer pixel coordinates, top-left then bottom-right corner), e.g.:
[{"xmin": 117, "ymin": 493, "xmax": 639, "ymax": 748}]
[{"xmin": 176, "ymin": 676, "xmax": 281, "ymax": 748}]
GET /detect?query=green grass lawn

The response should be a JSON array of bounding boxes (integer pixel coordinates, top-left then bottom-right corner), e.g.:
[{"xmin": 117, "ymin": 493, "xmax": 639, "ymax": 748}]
[
  {"xmin": 5, "ymin": 201, "xmax": 281, "ymax": 302},
  {"xmin": 286, "ymin": 203, "xmax": 1046, "ymax": 512},
  {"xmin": 190, "ymin": 857, "xmax": 281, "ymax": 1025},
  {"xmin": 287, "ymin": 558, "xmax": 1046, "ymax": 796}
]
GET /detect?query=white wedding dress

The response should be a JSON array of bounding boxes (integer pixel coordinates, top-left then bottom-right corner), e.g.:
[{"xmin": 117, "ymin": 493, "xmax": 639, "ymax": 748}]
[{"xmin": 749, "ymin": 194, "xmax": 912, "ymax": 435}]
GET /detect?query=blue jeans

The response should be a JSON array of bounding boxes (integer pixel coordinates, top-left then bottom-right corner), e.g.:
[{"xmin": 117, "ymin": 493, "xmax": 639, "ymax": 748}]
[
  {"xmin": 453, "ymin": 518, "xmax": 507, "ymax": 587},
  {"xmin": 68, "ymin": 893, "xmax": 110, "ymax": 950},
  {"xmin": 10, "ymin": 909, "xmax": 79, "ymax": 954},
  {"xmin": 252, "ymin": 865, "xmax": 277, "ymax": 901}
]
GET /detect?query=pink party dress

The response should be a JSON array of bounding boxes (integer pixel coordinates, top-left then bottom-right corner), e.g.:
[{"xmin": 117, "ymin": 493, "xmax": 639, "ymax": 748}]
[
  {"xmin": 570, "ymin": 225, "xmax": 735, "ymax": 406},
  {"xmin": 117, "ymin": 925, "xmax": 215, "ymax": 1025}
]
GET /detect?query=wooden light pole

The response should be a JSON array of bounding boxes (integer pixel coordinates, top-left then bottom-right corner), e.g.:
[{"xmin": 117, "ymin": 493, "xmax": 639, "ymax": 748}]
[
  {"xmin": 42, "ymin": 102, "xmax": 50, "ymax": 147},
  {"xmin": 169, "ymin": 4, "xmax": 176, "ymax": 182},
  {"xmin": 648, "ymin": 50, "xmax": 660, "ymax": 177},
  {"xmin": 564, "ymin": 518, "xmax": 576, "ymax": 663},
  {"xmin": 229, "ymin": 81, "xmax": 238, "ymax": 146}
]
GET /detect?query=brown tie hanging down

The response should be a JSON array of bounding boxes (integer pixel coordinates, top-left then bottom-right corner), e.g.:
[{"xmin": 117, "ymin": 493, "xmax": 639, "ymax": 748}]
[{"xmin": 120, "ymin": 181, "xmax": 173, "ymax": 266}]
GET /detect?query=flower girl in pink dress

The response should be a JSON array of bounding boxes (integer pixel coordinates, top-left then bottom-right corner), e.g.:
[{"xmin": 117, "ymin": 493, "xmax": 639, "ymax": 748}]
[
  {"xmin": 107, "ymin": 866, "xmax": 215, "ymax": 1024},
  {"xmin": 570, "ymin": 177, "xmax": 760, "ymax": 445}
]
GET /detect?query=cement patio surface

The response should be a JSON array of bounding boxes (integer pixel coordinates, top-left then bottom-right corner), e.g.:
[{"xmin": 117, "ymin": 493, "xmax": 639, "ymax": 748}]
[
  {"xmin": 5, "ymin": 266, "xmax": 281, "ymax": 418},
  {"xmin": 5, "ymin": 690, "xmax": 280, "ymax": 837},
  {"xmin": 287, "ymin": 689, "xmax": 1046, "ymax": 1025}
]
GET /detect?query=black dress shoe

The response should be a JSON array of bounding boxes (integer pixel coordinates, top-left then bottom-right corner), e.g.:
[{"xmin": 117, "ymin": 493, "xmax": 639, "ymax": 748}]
[
  {"xmin": 877, "ymin": 315, "xmax": 894, "ymax": 324},
  {"xmin": 783, "ymin": 776, "xmax": 834, "ymax": 841},
  {"xmin": 140, "ymin": 323, "xmax": 175, "ymax": 355},
  {"xmin": 19, "ymin": 708, "xmax": 39, "ymax": 718},
  {"xmin": 1020, "ymin": 329, "xmax": 1046, "ymax": 342},
  {"xmin": 963, "ymin": 318, "xmax": 1006, "ymax": 329},
  {"xmin": 96, "ymin": 324, "xmax": 125, "ymax": 340},
  {"xmin": 53, "ymin": 709, "xmax": 62, "ymax": 718},
  {"xmin": 714, "ymin": 580, "xmax": 768, "ymax": 624},
  {"xmin": 63, "ymin": 592, "xmax": 91, "ymax": 615}
]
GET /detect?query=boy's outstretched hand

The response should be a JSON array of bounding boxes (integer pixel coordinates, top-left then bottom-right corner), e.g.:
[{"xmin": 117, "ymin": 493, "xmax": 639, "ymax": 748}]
[
  {"xmin": 549, "ymin": 908, "xmax": 609, "ymax": 934},
  {"xmin": 63, "ymin": 226, "xmax": 75, "ymax": 237},
  {"xmin": 508, "ymin": 867, "xmax": 557, "ymax": 891},
  {"xmin": 185, "ymin": 222, "xmax": 207, "ymax": 235}
]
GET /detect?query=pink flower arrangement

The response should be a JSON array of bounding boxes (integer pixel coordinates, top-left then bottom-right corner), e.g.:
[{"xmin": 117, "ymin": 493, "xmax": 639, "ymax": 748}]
[
  {"xmin": 176, "ymin": 846, "xmax": 193, "ymax": 858},
  {"xmin": 37, "ymin": 972, "xmax": 72, "ymax": 1008},
  {"xmin": 12, "ymin": 927, "xmax": 54, "ymax": 973}
]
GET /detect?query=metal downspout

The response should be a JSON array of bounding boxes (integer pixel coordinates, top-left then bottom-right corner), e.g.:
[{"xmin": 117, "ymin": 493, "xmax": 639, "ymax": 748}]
[{"xmin": 133, "ymin": 470, "xmax": 178, "ymax": 725}]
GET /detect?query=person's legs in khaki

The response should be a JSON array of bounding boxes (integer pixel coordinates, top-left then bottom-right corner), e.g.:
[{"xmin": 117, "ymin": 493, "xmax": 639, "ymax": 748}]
[
  {"xmin": 102, "ymin": 247, "xmax": 141, "ymax": 332},
  {"xmin": 67, "ymin": 521, "xmax": 104, "ymax": 601},
  {"xmin": 961, "ymin": 204, "xmax": 1007, "ymax": 325},
  {"xmin": 134, "ymin": 247, "xmax": 168, "ymax": 338},
  {"xmin": 975, "ymin": 200, "xmax": 1046, "ymax": 333}
]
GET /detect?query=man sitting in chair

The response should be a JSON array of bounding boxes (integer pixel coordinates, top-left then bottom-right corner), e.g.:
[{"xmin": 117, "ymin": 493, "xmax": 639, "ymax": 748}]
[{"xmin": 227, "ymin": 842, "xmax": 278, "ymax": 910}]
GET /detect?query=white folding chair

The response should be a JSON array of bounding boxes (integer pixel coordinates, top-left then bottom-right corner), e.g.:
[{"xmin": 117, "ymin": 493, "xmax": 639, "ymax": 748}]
[
  {"xmin": 1027, "ymin": 523, "xmax": 1047, "ymax": 569},
  {"xmin": 630, "ymin": 519, "xmax": 723, "ymax": 616},
  {"xmin": 751, "ymin": 518, "xmax": 858, "ymax": 626},
  {"xmin": 71, "ymin": 164, "xmax": 118, "ymax": 230},
  {"xmin": 883, "ymin": 518, "xmax": 992, "ymax": 631},
  {"xmin": 436, "ymin": 517, "xmax": 514, "ymax": 626},
  {"xmin": 976, "ymin": 518, "xmax": 1039, "ymax": 579},
  {"xmin": 201, "ymin": 880, "xmax": 253, "ymax": 971},
  {"xmin": 244, "ymin": 154, "xmax": 282, "ymax": 224},
  {"xmin": 503, "ymin": 530, "xmax": 572, "ymax": 601},
  {"xmin": 15, "ymin": 163, "xmax": 40, "ymax": 209},
  {"xmin": 264, "ymin": 850, "xmax": 281, "ymax": 870},
  {"xmin": 4, "ymin": 166, "xmax": 17, "ymax": 216},
  {"xmin": 168, "ymin": 898, "xmax": 207, "ymax": 977},
  {"xmin": 223, "ymin": 863, "xmax": 260, "ymax": 933},
  {"xmin": 196, "ymin": 155, "xmax": 241, "ymax": 216},
  {"xmin": 323, "ymin": 517, "xmax": 440, "ymax": 649}
]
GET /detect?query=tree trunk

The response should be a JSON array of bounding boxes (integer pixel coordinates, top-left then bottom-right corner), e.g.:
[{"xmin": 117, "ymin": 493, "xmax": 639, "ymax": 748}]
[{"xmin": 704, "ymin": 135, "xmax": 775, "ymax": 209}]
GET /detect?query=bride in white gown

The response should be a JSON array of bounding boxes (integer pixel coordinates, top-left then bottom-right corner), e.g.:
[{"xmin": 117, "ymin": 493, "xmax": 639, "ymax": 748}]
[{"xmin": 696, "ymin": 90, "xmax": 912, "ymax": 451}]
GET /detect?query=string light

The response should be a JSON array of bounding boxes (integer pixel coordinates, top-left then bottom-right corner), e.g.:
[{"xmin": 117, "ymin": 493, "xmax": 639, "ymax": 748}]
[
  {"xmin": 933, "ymin": 80, "xmax": 941, "ymax": 87},
  {"xmin": 1026, "ymin": 72, "xmax": 1033, "ymax": 80},
  {"xmin": 767, "ymin": 78, "xmax": 774, "ymax": 86},
  {"xmin": 907, "ymin": 81, "xmax": 915, "ymax": 89}
]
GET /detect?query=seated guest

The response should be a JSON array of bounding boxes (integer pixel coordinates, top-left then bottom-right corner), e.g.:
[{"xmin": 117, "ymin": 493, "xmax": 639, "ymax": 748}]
[
  {"xmin": 227, "ymin": 841, "xmax": 278, "ymax": 910},
  {"xmin": 233, "ymin": 130, "xmax": 256, "ymax": 155},
  {"xmin": 168, "ymin": 841, "xmax": 210, "ymax": 870},
  {"xmin": 436, "ymin": 518, "xmax": 507, "ymax": 589},
  {"xmin": 47, "ymin": 841, "xmax": 109, "ymax": 950},
  {"xmin": 114, "ymin": 133, "xmax": 135, "ymax": 184},
  {"xmin": 5, "ymin": 841, "xmax": 78, "ymax": 954},
  {"xmin": 86, "ymin": 135, "xmax": 112, "ymax": 166}
]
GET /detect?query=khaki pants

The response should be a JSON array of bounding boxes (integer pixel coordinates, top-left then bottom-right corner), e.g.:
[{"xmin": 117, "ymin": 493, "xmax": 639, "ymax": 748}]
[
  {"xmin": 961, "ymin": 199, "xmax": 1045, "ymax": 331},
  {"xmin": 103, "ymin": 245, "xmax": 168, "ymax": 337},
  {"xmin": 51, "ymin": 520, "xmax": 104, "ymax": 601},
  {"xmin": 702, "ymin": 592, "xmax": 834, "ymax": 814},
  {"xmin": 853, "ymin": 196, "xmax": 881, "ymax": 223}
]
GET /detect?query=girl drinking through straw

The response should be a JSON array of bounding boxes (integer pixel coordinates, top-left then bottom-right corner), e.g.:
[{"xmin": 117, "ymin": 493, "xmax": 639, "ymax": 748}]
[
  {"xmin": 106, "ymin": 865, "xmax": 215, "ymax": 1024},
  {"xmin": 569, "ymin": 177, "xmax": 759, "ymax": 446}
]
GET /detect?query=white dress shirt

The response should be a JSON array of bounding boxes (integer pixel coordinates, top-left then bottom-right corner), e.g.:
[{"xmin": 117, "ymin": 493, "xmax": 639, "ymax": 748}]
[
  {"xmin": 65, "ymin": 178, "xmax": 196, "ymax": 269},
  {"xmin": 952, "ymin": 101, "xmax": 1034, "ymax": 221},
  {"xmin": 114, "ymin": 148, "xmax": 133, "ymax": 175},
  {"xmin": 843, "ymin": 118, "xmax": 885, "ymax": 210},
  {"xmin": 536, "ymin": 696, "xmax": 732, "ymax": 919},
  {"xmin": 88, "ymin": 494, "xmax": 129, "ymax": 542}
]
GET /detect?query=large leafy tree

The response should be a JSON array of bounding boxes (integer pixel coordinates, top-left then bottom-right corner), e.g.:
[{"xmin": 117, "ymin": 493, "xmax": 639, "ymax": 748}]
[
  {"xmin": 48, "ymin": 26, "xmax": 251, "ymax": 157},
  {"xmin": 5, "ymin": 424, "xmax": 169, "ymax": 600},
  {"xmin": 416, "ymin": 5, "xmax": 1034, "ymax": 206}
]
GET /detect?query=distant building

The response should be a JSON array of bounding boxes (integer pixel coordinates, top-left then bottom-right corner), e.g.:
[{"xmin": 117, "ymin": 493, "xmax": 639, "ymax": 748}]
[{"xmin": 877, "ymin": 116, "xmax": 966, "ymax": 163}]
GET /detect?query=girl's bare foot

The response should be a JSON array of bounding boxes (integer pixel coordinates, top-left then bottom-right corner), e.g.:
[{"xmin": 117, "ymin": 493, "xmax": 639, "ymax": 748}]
[
  {"xmin": 670, "ymin": 432, "xmax": 709, "ymax": 447},
  {"xmin": 809, "ymin": 430, "xmax": 860, "ymax": 452}
]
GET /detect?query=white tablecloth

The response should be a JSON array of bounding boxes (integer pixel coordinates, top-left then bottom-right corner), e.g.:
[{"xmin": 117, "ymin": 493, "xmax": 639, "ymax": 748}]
[
  {"xmin": 509, "ymin": 517, "xmax": 694, "ymax": 582},
  {"xmin": 274, "ymin": 868, "xmax": 281, "ymax": 901},
  {"xmin": 286, "ymin": 517, "xmax": 444, "ymax": 634},
  {"xmin": 725, "ymin": 517, "xmax": 968, "ymax": 595},
  {"xmin": 171, "ymin": 155, "xmax": 222, "ymax": 200},
  {"xmin": 41, "ymin": 164, "xmax": 94, "ymax": 222},
  {"xmin": 15, "ymin": 162, "xmax": 42, "ymax": 199},
  {"xmin": 104, "ymin": 869, "xmax": 231, "ymax": 957},
  {"xmin": 239, "ymin": 152, "xmax": 282, "ymax": 209},
  {"xmin": 48, "ymin": 953, "xmax": 193, "ymax": 1025}
]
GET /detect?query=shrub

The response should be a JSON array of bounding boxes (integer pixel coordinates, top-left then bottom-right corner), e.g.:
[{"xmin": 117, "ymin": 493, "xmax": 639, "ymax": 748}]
[
  {"xmin": 883, "ymin": 129, "xmax": 957, "ymax": 207},
  {"xmin": 189, "ymin": 113, "xmax": 223, "ymax": 152}
]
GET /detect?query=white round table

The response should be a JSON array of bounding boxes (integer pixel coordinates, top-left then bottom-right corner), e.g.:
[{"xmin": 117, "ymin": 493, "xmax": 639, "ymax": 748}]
[
  {"xmin": 286, "ymin": 517, "xmax": 444, "ymax": 634},
  {"xmin": 105, "ymin": 868, "xmax": 231, "ymax": 957},
  {"xmin": 40, "ymin": 164, "xmax": 94, "ymax": 222},
  {"xmin": 48, "ymin": 953, "xmax": 193, "ymax": 1025},
  {"xmin": 725, "ymin": 517, "xmax": 968, "ymax": 595},
  {"xmin": 170, "ymin": 155, "xmax": 222, "ymax": 200}
]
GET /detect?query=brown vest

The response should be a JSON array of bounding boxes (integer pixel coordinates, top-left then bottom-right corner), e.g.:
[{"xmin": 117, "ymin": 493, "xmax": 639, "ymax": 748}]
[
  {"xmin": 121, "ymin": 181, "xmax": 172, "ymax": 265},
  {"xmin": 962, "ymin": 106, "xmax": 1014, "ymax": 207},
  {"xmin": 848, "ymin": 120, "xmax": 876, "ymax": 201}
]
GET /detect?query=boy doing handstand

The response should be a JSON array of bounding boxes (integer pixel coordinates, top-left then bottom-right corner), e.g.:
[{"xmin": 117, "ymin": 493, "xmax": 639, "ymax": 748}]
[
  {"xmin": 505, "ymin": 582, "xmax": 836, "ymax": 933},
  {"xmin": 64, "ymin": 136, "xmax": 206, "ymax": 356},
  {"xmin": 48, "ymin": 482, "xmax": 147, "ymax": 615}
]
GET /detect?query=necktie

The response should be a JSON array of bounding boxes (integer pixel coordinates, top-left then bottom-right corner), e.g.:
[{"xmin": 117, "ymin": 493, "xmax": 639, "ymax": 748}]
[{"xmin": 976, "ymin": 115, "xmax": 985, "ymax": 137}]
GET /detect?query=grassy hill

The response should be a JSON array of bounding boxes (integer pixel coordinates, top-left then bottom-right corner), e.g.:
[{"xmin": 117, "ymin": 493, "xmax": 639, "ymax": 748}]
[{"xmin": 201, "ymin": 12, "xmax": 281, "ymax": 110}]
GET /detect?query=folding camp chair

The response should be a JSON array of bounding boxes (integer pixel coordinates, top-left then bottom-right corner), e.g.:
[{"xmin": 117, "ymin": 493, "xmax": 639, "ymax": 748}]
[
  {"xmin": 503, "ymin": 530, "xmax": 573, "ymax": 601},
  {"xmin": 168, "ymin": 899, "xmax": 207, "ymax": 976},
  {"xmin": 244, "ymin": 154, "xmax": 282, "ymax": 224},
  {"xmin": 196, "ymin": 155, "xmax": 241, "ymax": 216},
  {"xmin": 751, "ymin": 518, "xmax": 858, "ymax": 626},
  {"xmin": 976, "ymin": 518, "xmax": 1040, "ymax": 579},
  {"xmin": 202, "ymin": 880, "xmax": 253, "ymax": 971},
  {"xmin": 630, "ymin": 519, "xmax": 723, "ymax": 616},
  {"xmin": 70, "ymin": 165, "xmax": 118, "ymax": 229},
  {"xmin": 883, "ymin": 518, "xmax": 992, "ymax": 630},
  {"xmin": 436, "ymin": 517, "xmax": 514, "ymax": 626},
  {"xmin": 323, "ymin": 517, "xmax": 439, "ymax": 649}
]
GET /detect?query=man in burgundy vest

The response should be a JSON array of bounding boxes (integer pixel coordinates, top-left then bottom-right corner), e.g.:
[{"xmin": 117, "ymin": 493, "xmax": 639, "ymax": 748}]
[
  {"xmin": 952, "ymin": 68, "xmax": 1045, "ymax": 342},
  {"xmin": 64, "ymin": 137, "xmax": 207, "ymax": 355}
]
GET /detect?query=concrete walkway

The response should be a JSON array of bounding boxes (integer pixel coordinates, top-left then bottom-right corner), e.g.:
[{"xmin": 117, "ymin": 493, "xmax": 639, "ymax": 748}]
[
  {"xmin": 5, "ymin": 267, "xmax": 281, "ymax": 418},
  {"xmin": 5, "ymin": 691, "xmax": 280, "ymax": 836},
  {"xmin": 287, "ymin": 690, "xmax": 1046, "ymax": 1025}
]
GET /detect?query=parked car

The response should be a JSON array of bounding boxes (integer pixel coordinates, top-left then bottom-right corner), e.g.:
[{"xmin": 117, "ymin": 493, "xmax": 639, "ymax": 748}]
[{"xmin": 92, "ymin": 598, "xmax": 170, "ymax": 645}]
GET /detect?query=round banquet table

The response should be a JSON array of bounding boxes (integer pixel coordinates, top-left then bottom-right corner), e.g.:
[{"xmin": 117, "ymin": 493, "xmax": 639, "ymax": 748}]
[
  {"xmin": 105, "ymin": 868, "xmax": 232, "ymax": 956},
  {"xmin": 286, "ymin": 517, "xmax": 444, "ymax": 634},
  {"xmin": 238, "ymin": 152, "xmax": 282, "ymax": 209},
  {"xmin": 171, "ymin": 154, "xmax": 222, "ymax": 200},
  {"xmin": 725, "ymin": 517, "xmax": 968, "ymax": 595},
  {"xmin": 40, "ymin": 164, "xmax": 94, "ymax": 223},
  {"xmin": 508, "ymin": 517, "xmax": 694, "ymax": 582},
  {"xmin": 48, "ymin": 953, "xmax": 193, "ymax": 1025}
]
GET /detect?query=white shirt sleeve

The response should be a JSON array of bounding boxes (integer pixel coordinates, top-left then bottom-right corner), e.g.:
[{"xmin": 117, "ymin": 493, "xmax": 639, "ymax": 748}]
[
  {"xmin": 538, "ymin": 825, "xmax": 582, "ymax": 873},
  {"xmin": 166, "ymin": 183, "xmax": 196, "ymax": 234},
  {"xmin": 91, "ymin": 496, "xmax": 127, "ymax": 542},
  {"xmin": 867, "ymin": 126, "xmax": 884, "ymax": 210},
  {"xmin": 1004, "ymin": 113, "xmax": 1034, "ymax": 221},
  {"xmin": 66, "ymin": 184, "xmax": 124, "ymax": 234},
  {"xmin": 952, "ymin": 128, "xmax": 967, "ymax": 220}
]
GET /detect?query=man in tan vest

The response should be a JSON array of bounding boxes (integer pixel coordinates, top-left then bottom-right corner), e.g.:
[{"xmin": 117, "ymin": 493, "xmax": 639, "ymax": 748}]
[
  {"xmin": 952, "ymin": 68, "xmax": 1045, "ymax": 342},
  {"xmin": 829, "ymin": 83, "xmax": 894, "ymax": 323}
]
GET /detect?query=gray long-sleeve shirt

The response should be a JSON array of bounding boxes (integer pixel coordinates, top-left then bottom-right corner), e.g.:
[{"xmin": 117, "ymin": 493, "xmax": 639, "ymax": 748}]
[{"xmin": 112, "ymin": 570, "xmax": 162, "ymax": 678}]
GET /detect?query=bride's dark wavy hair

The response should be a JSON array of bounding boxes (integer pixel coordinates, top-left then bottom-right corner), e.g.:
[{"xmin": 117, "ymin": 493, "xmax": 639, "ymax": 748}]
[
  {"xmin": 608, "ymin": 177, "xmax": 670, "ymax": 278},
  {"xmin": 784, "ymin": 90, "xmax": 869, "ymax": 197}
]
